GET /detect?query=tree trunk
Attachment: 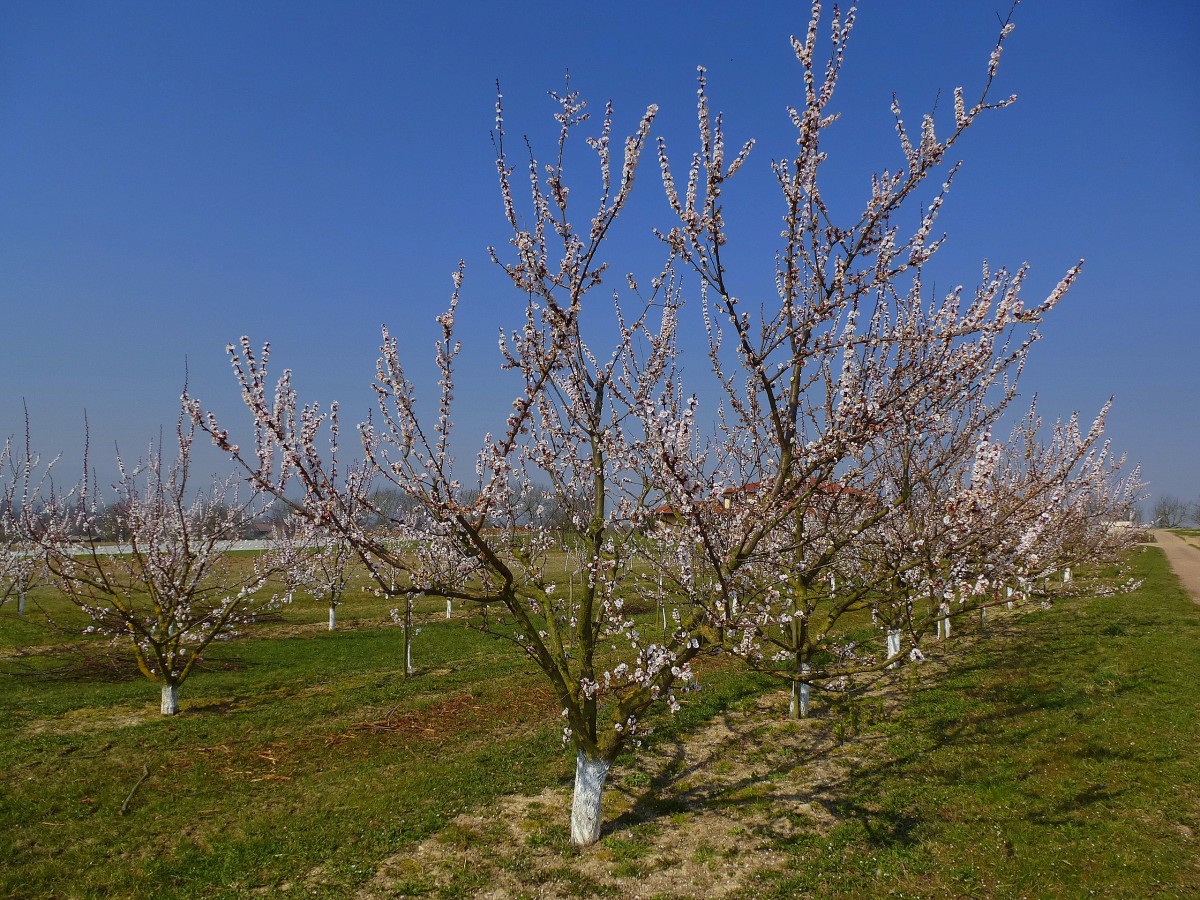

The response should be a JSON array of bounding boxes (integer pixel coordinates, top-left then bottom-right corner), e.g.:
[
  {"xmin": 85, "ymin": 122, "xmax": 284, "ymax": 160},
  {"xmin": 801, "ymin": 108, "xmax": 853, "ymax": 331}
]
[
  {"xmin": 446, "ymin": 597, "xmax": 452, "ymax": 619},
  {"xmin": 658, "ymin": 575, "xmax": 667, "ymax": 638},
  {"xmin": 160, "ymin": 683, "xmax": 179, "ymax": 716},
  {"xmin": 404, "ymin": 601, "xmax": 414, "ymax": 676},
  {"xmin": 329, "ymin": 605, "xmax": 337, "ymax": 631},
  {"xmin": 569, "ymin": 750, "xmax": 612, "ymax": 846},
  {"xmin": 937, "ymin": 602, "xmax": 952, "ymax": 640},
  {"xmin": 788, "ymin": 663, "xmax": 811, "ymax": 719},
  {"xmin": 17, "ymin": 591, "xmax": 25, "ymax": 618},
  {"xmin": 886, "ymin": 628, "xmax": 902, "ymax": 668}
]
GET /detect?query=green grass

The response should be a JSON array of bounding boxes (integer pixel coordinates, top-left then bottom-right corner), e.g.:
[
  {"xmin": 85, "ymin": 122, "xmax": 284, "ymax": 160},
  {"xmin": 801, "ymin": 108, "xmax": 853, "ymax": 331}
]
[
  {"xmin": 0, "ymin": 595, "xmax": 768, "ymax": 899},
  {"xmin": 0, "ymin": 620, "xmax": 556, "ymax": 898},
  {"xmin": 3, "ymin": 548, "xmax": 1196, "ymax": 898},
  {"xmin": 745, "ymin": 546, "xmax": 1200, "ymax": 898}
]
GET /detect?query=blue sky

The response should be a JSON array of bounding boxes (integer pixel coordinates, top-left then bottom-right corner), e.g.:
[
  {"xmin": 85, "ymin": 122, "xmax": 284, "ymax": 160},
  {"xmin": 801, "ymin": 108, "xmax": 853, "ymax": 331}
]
[{"xmin": 1, "ymin": 1, "xmax": 1197, "ymax": 511}]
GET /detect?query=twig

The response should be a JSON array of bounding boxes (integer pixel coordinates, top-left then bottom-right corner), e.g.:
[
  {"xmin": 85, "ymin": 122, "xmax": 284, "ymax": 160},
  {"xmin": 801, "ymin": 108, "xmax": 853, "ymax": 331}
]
[{"xmin": 119, "ymin": 764, "xmax": 151, "ymax": 816}]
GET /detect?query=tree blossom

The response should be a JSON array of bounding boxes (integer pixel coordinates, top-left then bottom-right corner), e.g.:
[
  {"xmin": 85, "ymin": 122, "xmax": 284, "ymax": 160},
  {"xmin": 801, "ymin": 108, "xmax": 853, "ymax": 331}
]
[
  {"xmin": 188, "ymin": 2, "xmax": 1138, "ymax": 844},
  {"xmin": 0, "ymin": 433, "xmax": 46, "ymax": 616},
  {"xmin": 26, "ymin": 410, "xmax": 286, "ymax": 715}
]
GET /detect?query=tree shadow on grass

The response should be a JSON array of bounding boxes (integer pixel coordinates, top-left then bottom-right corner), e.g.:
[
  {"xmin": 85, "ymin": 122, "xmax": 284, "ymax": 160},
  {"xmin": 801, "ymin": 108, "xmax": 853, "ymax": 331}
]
[
  {"xmin": 0, "ymin": 647, "xmax": 250, "ymax": 684},
  {"xmin": 602, "ymin": 598, "xmax": 1149, "ymax": 856}
]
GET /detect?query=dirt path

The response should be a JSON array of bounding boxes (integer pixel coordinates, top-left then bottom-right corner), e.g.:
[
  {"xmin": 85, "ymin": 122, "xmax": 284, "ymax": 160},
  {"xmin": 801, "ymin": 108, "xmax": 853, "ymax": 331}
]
[{"xmin": 1151, "ymin": 529, "xmax": 1200, "ymax": 603}]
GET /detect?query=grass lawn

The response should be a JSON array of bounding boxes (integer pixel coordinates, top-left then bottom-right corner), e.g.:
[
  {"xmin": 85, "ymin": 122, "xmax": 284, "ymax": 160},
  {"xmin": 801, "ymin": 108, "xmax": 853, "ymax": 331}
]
[
  {"xmin": 748, "ymin": 545, "xmax": 1199, "ymax": 898},
  {"xmin": 1, "ymin": 546, "xmax": 1196, "ymax": 898},
  {"xmin": 0, "ymin": 590, "xmax": 766, "ymax": 899}
]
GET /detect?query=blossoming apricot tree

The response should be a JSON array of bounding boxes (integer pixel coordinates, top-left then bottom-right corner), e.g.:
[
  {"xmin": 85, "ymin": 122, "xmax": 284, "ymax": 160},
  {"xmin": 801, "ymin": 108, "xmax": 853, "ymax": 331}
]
[
  {"xmin": 636, "ymin": 1, "xmax": 1131, "ymax": 717},
  {"xmin": 28, "ymin": 414, "xmax": 285, "ymax": 715},
  {"xmin": 192, "ymin": 91, "xmax": 703, "ymax": 842},
  {"xmin": 0, "ymin": 437, "xmax": 42, "ymax": 616},
  {"xmin": 190, "ymin": 1, "xmax": 1136, "ymax": 843},
  {"xmin": 859, "ymin": 394, "xmax": 1140, "ymax": 662},
  {"xmin": 269, "ymin": 519, "xmax": 360, "ymax": 631}
]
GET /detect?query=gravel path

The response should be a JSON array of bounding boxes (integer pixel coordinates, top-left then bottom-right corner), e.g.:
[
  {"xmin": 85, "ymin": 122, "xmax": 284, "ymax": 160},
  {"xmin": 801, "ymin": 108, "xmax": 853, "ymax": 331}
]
[{"xmin": 1151, "ymin": 529, "xmax": 1200, "ymax": 603}]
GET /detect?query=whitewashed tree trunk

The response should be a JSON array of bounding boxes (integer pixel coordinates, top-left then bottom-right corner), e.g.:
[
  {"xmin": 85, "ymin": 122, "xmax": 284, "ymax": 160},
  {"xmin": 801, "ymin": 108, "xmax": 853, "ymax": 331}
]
[
  {"xmin": 1006, "ymin": 586, "xmax": 1014, "ymax": 610},
  {"xmin": 1064, "ymin": 567, "xmax": 1072, "ymax": 583},
  {"xmin": 980, "ymin": 604, "xmax": 987, "ymax": 626},
  {"xmin": 657, "ymin": 575, "xmax": 667, "ymax": 637},
  {"xmin": 569, "ymin": 751, "xmax": 612, "ymax": 846},
  {"xmin": 328, "ymin": 605, "xmax": 337, "ymax": 630},
  {"xmin": 788, "ymin": 663, "xmax": 812, "ymax": 718},
  {"xmin": 937, "ymin": 602, "xmax": 952, "ymax": 640},
  {"xmin": 446, "ymin": 597, "xmax": 452, "ymax": 619},
  {"xmin": 886, "ymin": 628, "xmax": 902, "ymax": 668},
  {"xmin": 404, "ymin": 599, "xmax": 414, "ymax": 676},
  {"xmin": 17, "ymin": 591, "xmax": 25, "ymax": 617},
  {"xmin": 160, "ymin": 683, "xmax": 179, "ymax": 716}
]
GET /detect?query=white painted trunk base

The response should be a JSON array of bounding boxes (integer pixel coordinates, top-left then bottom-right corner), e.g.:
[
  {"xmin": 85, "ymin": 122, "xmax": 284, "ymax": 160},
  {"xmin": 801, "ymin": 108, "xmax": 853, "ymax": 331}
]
[
  {"xmin": 570, "ymin": 751, "xmax": 611, "ymax": 845},
  {"xmin": 937, "ymin": 603, "xmax": 952, "ymax": 640},
  {"xmin": 789, "ymin": 672, "xmax": 812, "ymax": 719},
  {"xmin": 886, "ymin": 628, "xmax": 902, "ymax": 668},
  {"xmin": 446, "ymin": 598, "xmax": 453, "ymax": 619},
  {"xmin": 161, "ymin": 683, "xmax": 179, "ymax": 716},
  {"xmin": 17, "ymin": 592, "xmax": 25, "ymax": 618},
  {"xmin": 329, "ymin": 606, "xmax": 337, "ymax": 630},
  {"xmin": 405, "ymin": 634, "xmax": 413, "ymax": 676}
]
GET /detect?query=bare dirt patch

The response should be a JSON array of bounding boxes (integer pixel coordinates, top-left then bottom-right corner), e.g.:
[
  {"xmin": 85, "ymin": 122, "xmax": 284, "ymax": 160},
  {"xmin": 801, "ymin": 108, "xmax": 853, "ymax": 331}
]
[
  {"xmin": 340, "ymin": 684, "xmax": 557, "ymax": 748},
  {"xmin": 24, "ymin": 704, "xmax": 155, "ymax": 735}
]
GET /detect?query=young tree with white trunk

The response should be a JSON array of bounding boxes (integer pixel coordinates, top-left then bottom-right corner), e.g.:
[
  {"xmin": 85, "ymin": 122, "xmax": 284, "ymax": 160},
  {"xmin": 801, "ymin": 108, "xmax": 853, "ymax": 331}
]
[
  {"xmin": 269, "ymin": 519, "xmax": 359, "ymax": 631},
  {"xmin": 191, "ymin": 89, "xmax": 703, "ymax": 845},
  {"xmin": 641, "ymin": 2, "xmax": 1102, "ymax": 718},
  {"xmin": 190, "ymin": 1, "xmax": 1135, "ymax": 844},
  {"xmin": 27, "ymin": 413, "xmax": 285, "ymax": 715},
  {"xmin": 1, "ymin": 436, "xmax": 44, "ymax": 617},
  {"xmin": 977, "ymin": 400, "xmax": 1144, "ymax": 602}
]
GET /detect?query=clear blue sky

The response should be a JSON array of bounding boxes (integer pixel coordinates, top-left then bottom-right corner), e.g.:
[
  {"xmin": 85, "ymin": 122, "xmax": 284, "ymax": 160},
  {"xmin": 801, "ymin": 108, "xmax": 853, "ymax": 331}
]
[{"xmin": 1, "ymin": 1, "xmax": 1197, "ymax": 511}]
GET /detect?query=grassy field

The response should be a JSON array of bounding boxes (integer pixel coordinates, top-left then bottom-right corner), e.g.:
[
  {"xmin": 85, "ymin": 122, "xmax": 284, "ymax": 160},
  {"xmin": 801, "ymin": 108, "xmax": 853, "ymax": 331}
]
[
  {"xmin": 0, "ymin": 583, "xmax": 769, "ymax": 898},
  {"xmin": 1, "ymin": 546, "xmax": 1196, "ymax": 898},
  {"xmin": 747, "ymin": 545, "xmax": 1200, "ymax": 899}
]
